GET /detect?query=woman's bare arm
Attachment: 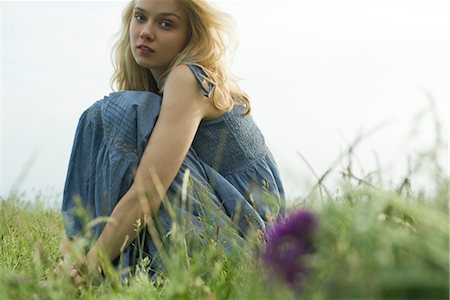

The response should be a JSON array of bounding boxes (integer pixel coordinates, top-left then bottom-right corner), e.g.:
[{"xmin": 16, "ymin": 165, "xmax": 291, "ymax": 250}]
[{"xmin": 83, "ymin": 65, "xmax": 209, "ymax": 272}]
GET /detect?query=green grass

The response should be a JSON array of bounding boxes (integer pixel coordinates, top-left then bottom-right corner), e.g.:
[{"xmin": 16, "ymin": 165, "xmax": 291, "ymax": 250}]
[{"xmin": 1, "ymin": 147, "xmax": 449, "ymax": 300}]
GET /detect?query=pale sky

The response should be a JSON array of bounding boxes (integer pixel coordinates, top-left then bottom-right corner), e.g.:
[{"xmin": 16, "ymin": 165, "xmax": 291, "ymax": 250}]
[{"xmin": 1, "ymin": 0, "xmax": 449, "ymax": 203}]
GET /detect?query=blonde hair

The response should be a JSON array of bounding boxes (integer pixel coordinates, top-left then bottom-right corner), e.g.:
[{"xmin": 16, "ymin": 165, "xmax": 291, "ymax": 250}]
[{"xmin": 110, "ymin": 0, "xmax": 251, "ymax": 114}]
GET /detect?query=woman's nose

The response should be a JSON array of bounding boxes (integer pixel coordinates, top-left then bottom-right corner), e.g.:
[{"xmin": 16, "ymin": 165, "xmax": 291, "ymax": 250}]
[{"xmin": 140, "ymin": 22, "xmax": 155, "ymax": 41}]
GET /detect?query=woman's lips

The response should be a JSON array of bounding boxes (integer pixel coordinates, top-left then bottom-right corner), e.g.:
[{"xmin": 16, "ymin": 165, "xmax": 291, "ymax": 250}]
[{"xmin": 137, "ymin": 45, "xmax": 155, "ymax": 55}]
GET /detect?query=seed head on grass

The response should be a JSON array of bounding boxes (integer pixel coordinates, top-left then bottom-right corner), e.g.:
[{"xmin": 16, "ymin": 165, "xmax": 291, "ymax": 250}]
[{"xmin": 262, "ymin": 209, "xmax": 317, "ymax": 291}]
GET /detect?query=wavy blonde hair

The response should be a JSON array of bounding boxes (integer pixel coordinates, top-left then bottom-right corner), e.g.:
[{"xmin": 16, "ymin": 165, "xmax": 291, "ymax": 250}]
[{"xmin": 110, "ymin": 0, "xmax": 251, "ymax": 114}]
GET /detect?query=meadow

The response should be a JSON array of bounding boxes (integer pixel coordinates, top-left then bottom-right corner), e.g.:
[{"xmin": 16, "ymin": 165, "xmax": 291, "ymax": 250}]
[{"xmin": 1, "ymin": 138, "xmax": 448, "ymax": 299}]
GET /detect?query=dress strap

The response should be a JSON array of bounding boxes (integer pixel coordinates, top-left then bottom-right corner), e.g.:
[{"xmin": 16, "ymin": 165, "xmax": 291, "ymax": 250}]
[{"xmin": 186, "ymin": 64, "xmax": 215, "ymax": 98}]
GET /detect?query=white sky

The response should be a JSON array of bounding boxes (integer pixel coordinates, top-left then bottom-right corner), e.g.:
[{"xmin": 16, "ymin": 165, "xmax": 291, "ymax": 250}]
[{"xmin": 1, "ymin": 0, "xmax": 449, "ymax": 203}]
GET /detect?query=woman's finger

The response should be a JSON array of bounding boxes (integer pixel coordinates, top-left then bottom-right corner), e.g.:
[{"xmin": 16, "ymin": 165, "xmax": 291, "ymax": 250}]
[{"xmin": 70, "ymin": 267, "xmax": 84, "ymax": 287}]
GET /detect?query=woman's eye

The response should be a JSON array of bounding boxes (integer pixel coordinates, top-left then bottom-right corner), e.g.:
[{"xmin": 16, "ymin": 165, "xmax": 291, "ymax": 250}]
[
  {"xmin": 134, "ymin": 14, "xmax": 146, "ymax": 22},
  {"xmin": 160, "ymin": 21, "xmax": 173, "ymax": 29}
]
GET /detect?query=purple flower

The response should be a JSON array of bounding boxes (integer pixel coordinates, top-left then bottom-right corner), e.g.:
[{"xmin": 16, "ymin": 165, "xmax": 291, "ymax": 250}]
[{"xmin": 262, "ymin": 209, "xmax": 317, "ymax": 291}]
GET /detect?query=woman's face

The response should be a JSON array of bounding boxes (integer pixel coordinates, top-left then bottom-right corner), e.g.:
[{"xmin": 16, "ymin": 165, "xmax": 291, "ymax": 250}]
[{"xmin": 130, "ymin": 0, "xmax": 189, "ymax": 78}]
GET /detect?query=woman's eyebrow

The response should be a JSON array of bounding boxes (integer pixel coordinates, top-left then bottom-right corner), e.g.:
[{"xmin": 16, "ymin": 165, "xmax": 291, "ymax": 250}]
[
  {"xmin": 134, "ymin": 6, "xmax": 181, "ymax": 20},
  {"xmin": 159, "ymin": 12, "xmax": 181, "ymax": 20}
]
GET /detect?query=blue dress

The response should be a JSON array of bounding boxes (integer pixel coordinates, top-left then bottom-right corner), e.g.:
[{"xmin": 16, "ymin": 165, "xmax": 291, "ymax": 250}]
[{"xmin": 62, "ymin": 64, "xmax": 285, "ymax": 275}]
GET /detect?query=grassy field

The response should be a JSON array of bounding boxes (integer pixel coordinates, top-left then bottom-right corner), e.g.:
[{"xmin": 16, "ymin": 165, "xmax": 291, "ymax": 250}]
[{"xmin": 1, "ymin": 147, "xmax": 449, "ymax": 299}]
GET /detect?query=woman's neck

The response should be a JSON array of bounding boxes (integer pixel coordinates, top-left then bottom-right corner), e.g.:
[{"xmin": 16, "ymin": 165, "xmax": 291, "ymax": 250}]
[{"xmin": 149, "ymin": 67, "xmax": 169, "ymax": 88}]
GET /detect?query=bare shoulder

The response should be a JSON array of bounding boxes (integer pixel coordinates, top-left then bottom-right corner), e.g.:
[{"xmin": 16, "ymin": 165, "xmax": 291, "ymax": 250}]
[
  {"xmin": 164, "ymin": 64, "xmax": 199, "ymax": 96},
  {"xmin": 165, "ymin": 65, "xmax": 229, "ymax": 120}
]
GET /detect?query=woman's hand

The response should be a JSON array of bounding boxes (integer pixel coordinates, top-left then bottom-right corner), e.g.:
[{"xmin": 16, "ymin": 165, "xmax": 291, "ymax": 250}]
[
  {"xmin": 53, "ymin": 239, "xmax": 92, "ymax": 288},
  {"xmin": 53, "ymin": 257, "xmax": 85, "ymax": 288},
  {"xmin": 69, "ymin": 264, "xmax": 85, "ymax": 287}
]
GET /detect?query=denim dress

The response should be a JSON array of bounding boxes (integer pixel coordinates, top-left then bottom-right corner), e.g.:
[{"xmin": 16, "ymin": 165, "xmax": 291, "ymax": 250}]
[{"xmin": 62, "ymin": 64, "xmax": 285, "ymax": 275}]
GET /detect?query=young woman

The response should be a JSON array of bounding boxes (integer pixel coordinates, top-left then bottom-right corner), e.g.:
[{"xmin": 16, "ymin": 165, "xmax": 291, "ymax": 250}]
[{"xmin": 61, "ymin": 0, "xmax": 285, "ymax": 284}]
